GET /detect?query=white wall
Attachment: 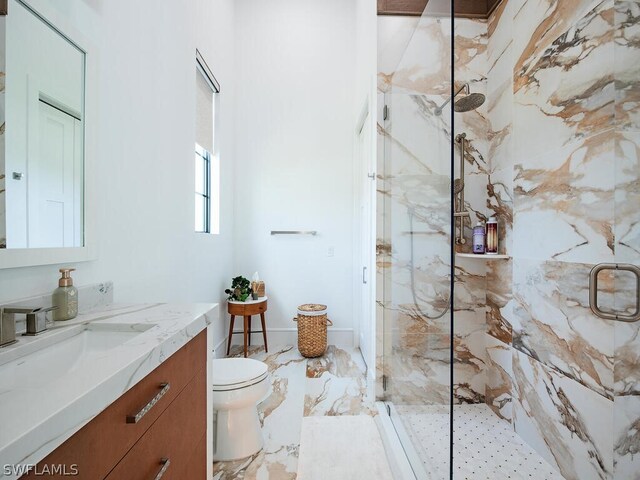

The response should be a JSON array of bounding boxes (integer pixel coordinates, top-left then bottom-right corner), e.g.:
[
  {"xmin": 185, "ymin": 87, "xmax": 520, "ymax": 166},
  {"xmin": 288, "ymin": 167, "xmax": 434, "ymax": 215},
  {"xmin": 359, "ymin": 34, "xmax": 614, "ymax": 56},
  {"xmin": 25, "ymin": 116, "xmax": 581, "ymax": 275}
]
[
  {"xmin": 1, "ymin": 0, "xmax": 375, "ymax": 352},
  {"xmin": 232, "ymin": 0, "xmax": 358, "ymax": 345},
  {"xmin": 0, "ymin": 0, "xmax": 237, "ymax": 353}
]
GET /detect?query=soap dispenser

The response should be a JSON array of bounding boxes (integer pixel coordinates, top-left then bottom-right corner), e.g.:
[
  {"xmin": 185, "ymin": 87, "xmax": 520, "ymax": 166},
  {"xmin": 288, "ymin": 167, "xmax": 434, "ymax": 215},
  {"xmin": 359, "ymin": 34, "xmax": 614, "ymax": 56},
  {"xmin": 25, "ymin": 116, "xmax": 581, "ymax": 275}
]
[
  {"xmin": 473, "ymin": 222, "xmax": 486, "ymax": 254},
  {"xmin": 53, "ymin": 268, "xmax": 78, "ymax": 321}
]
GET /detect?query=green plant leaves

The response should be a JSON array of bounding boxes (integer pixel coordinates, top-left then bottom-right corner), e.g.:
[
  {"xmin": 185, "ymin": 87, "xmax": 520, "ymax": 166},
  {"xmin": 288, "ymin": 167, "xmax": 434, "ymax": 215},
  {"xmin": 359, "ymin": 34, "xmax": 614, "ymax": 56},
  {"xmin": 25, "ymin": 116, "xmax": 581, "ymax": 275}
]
[{"xmin": 225, "ymin": 275, "xmax": 252, "ymax": 301}]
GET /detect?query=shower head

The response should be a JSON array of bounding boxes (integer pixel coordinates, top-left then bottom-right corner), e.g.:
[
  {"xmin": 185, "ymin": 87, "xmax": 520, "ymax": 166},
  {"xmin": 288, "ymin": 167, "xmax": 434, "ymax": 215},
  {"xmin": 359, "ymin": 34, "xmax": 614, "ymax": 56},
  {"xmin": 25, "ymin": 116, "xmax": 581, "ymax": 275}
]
[
  {"xmin": 454, "ymin": 92, "xmax": 485, "ymax": 112},
  {"xmin": 434, "ymin": 83, "xmax": 485, "ymax": 116}
]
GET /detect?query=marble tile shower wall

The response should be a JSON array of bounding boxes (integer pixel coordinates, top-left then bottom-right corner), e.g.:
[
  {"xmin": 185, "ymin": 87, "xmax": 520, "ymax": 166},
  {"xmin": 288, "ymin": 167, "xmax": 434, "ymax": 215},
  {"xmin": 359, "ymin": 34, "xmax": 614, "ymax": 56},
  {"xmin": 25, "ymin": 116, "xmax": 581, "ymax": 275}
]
[
  {"xmin": 483, "ymin": 0, "xmax": 640, "ymax": 479},
  {"xmin": 376, "ymin": 14, "xmax": 492, "ymax": 406},
  {"xmin": 452, "ymin": 18, "xmax": 491, "ymax": 405}
]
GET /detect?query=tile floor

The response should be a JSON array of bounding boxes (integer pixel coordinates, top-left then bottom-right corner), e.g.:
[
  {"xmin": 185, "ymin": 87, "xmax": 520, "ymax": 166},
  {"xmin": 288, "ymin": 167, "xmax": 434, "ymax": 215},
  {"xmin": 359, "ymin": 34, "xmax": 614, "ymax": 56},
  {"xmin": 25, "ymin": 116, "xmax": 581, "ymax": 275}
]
[
  {"xmin": 212, "ymin": 345, "xmax": 375, "ymax": 480},
  {"xmin": 213, "ymin": 345, "xmax": 566, "ymax": 480},
  {"xmin": 395, "ymin": 403, "xmax": 564, "ymax": 480}
]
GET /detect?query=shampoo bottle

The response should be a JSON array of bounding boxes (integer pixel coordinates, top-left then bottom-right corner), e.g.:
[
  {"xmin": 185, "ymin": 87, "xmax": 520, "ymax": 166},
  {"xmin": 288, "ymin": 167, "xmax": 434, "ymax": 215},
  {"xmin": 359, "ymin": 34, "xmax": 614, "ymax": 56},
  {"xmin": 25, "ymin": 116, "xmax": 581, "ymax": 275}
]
[
  {"xmin": 473, "ymin": 223, "xmax": 486, "ymax": 254},
  {"xmin": 53, "ymin": 268, "xmax": 78, "ymax": 321}
]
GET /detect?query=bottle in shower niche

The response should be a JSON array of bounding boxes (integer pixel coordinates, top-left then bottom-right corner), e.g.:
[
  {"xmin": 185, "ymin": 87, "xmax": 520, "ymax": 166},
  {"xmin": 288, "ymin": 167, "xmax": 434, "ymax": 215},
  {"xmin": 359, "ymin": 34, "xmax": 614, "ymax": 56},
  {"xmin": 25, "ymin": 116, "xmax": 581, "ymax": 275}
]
[
  {"xmin": 53, "ymin": 268, "xmax": 78, "ymax": 321},
  {"xmin": 486, "ymin": 217, "xmax": 499, "ymax": 254},
  {"xmin": 473, "ymin": 223, "xmax": 486, "ymax": 254}
]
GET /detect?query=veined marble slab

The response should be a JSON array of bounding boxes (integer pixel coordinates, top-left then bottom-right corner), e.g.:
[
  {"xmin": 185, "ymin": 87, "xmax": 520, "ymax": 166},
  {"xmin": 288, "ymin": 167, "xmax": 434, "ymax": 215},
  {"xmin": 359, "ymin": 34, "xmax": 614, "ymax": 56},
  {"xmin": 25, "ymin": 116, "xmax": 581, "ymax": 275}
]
[{"xmin": 0, "ymin": 301, "xmax": 217, "ymax": 479}]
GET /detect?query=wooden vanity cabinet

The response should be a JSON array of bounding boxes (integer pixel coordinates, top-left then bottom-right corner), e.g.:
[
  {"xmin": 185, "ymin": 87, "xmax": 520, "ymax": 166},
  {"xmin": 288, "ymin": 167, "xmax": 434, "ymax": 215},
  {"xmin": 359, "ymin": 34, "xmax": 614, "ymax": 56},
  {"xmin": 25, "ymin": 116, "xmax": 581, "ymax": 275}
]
[{"xmin": 21, "ymin": 330, "xmax": 207, "ymax": 480}]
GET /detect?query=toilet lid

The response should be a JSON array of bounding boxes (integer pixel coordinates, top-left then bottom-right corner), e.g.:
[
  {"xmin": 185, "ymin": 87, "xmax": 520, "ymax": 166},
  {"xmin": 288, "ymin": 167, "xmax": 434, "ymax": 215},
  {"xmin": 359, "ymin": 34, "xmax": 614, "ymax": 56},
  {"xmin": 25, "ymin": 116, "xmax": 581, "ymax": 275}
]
[{"xmin": 211, "ymin": 358, "xmax": 269, "ymax": 390}]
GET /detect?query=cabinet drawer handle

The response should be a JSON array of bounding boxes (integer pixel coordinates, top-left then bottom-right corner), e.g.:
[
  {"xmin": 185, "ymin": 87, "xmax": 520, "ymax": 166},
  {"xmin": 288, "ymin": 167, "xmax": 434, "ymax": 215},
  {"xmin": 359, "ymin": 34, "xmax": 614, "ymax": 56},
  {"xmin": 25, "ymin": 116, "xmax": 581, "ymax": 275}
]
[
  {"xmin": 126, "ymin": 383, "xmax": 170, "ymax": 424},
  {"xmin": 153, "ymin": 458, "xmax": 170, "ymax": 480}
]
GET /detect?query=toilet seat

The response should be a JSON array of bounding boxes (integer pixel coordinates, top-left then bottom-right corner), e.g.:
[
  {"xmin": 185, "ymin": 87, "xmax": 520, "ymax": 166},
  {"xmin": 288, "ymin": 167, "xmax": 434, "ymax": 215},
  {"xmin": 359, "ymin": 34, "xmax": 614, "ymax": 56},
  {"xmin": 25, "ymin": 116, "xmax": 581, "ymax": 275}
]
[{"xmin": 212, "ymin": 358, "xmax": 269, "ymax": 391}]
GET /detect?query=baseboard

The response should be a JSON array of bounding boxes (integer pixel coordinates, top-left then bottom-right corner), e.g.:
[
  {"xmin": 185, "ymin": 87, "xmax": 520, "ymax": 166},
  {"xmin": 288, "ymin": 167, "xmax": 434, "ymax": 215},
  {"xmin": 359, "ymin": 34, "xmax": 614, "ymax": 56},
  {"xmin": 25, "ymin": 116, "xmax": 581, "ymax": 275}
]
[
  {"xmin": 229, "ymin": 328, "xmax": 354, "ymax": 348},
  {"xmin": 212, "ymin": 336, "xmax": 228, "ymax": 359}
]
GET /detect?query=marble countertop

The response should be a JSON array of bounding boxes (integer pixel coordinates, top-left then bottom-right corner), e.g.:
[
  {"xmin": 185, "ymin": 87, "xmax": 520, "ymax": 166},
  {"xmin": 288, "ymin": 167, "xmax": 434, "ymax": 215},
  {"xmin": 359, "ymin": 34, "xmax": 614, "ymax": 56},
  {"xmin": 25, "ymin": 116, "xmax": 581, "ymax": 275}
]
[{"xmin": 0, "ymin": 302, "xmax": 217, "ymax": 479}]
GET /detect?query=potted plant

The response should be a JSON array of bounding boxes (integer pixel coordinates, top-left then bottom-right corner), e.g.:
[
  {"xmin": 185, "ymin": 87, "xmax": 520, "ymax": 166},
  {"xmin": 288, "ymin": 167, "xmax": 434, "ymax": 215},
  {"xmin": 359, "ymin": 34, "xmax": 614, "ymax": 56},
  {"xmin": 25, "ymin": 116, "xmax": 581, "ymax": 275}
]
[{"xmin": 225, "ymin": 276, "xmax": 252, "ymax": 302}]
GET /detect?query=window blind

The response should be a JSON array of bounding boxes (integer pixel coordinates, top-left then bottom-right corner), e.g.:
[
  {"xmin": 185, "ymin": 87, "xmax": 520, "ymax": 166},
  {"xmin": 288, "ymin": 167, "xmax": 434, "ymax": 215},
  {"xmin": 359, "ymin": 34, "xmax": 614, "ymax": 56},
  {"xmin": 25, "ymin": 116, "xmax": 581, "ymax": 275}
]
[{"xmin": 195, "ymin": 68, "xmax": 214, "ymax": 154}]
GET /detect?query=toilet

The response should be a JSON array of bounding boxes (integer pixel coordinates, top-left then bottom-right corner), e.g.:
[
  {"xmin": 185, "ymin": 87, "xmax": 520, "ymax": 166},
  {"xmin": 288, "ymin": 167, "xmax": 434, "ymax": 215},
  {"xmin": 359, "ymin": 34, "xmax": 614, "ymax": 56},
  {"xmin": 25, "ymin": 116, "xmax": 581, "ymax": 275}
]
[{"xmin": 211, "ymin": 358, "xmax": 270, "ymax": 461}]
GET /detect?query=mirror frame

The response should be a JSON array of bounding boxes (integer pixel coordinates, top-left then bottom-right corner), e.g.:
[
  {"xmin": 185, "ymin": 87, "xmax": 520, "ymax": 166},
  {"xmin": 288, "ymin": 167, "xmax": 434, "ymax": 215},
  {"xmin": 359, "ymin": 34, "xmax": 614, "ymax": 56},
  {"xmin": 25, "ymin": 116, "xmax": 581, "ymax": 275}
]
[{"xmin": 0, "ymin": 0, "xmax": 98, "ymax": 269}]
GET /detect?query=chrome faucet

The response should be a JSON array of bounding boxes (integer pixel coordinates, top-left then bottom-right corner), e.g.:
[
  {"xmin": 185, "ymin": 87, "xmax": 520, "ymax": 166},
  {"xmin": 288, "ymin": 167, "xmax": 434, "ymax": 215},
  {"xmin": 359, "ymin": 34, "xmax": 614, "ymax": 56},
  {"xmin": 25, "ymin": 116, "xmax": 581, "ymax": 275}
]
[{"xmin": 0, "ymin": 306, "xmax": 57, "ymax": 347}]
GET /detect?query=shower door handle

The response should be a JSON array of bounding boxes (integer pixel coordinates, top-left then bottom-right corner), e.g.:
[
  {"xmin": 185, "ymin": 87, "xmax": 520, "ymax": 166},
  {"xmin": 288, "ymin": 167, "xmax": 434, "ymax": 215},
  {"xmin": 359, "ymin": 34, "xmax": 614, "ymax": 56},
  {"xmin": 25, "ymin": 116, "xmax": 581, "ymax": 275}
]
[
  {"xmin": 362, "ymin": 266, "xmax": 368, "ymax": 284},
  {"xmin": 589, "ymin": 263, "xmax": 640, "ymax": 322}
]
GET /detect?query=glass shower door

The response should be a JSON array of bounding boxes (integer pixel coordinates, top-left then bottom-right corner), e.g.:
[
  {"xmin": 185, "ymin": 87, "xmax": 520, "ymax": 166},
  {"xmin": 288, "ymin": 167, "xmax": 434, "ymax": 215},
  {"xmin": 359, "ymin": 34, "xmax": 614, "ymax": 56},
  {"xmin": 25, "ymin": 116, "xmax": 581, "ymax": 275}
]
[
  {"xmin": 612, "ymin": 13, "xmax": 640, "ymax": 469},
  {"xmin": 380, "ymin": 90, "xmax": 453, "ymax": 479},
  {"xmin": 377, "ymin": 3, "xmax": 454, "ymax": 477},
  {"xmin": 612, "ymin": 6, "xmax": 640, "ymax": 477}
]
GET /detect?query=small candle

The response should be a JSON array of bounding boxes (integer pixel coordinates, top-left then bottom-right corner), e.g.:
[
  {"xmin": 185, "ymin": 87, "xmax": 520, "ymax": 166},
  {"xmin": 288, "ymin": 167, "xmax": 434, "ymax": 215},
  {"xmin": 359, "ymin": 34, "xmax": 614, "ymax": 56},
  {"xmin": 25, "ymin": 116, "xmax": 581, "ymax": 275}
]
[{"xmin": 486, "ymin": 217, "xmax": 498, "ymax": 254}]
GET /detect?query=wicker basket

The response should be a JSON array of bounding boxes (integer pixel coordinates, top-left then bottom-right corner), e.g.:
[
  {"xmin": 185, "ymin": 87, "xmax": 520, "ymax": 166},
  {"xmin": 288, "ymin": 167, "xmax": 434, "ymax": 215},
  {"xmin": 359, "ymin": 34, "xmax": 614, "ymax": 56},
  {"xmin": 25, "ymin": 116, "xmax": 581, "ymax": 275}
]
[{"xmin": 293, "ymin": 304, "xmax": 333, "ymax": 358}]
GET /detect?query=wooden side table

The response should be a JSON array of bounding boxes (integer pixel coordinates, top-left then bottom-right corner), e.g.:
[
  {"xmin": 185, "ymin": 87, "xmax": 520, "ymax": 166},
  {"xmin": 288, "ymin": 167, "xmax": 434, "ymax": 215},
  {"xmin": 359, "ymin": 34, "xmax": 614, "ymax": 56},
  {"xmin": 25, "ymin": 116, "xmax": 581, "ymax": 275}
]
[{"xmin": 226, "ymin": 297, "xmax": 268, "ymax": 358}]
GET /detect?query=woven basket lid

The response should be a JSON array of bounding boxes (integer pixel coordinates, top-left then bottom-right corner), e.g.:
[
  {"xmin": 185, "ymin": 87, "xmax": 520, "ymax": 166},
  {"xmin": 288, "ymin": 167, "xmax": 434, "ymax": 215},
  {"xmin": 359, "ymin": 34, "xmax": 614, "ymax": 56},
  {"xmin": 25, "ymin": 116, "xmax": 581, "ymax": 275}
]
[
  {"xmin": 297, "ymin": 304, "xmax": 327, "ymax": 316},
  {"xmin": 298, "ymin": 304, "xmax": 327, "ymax": 312}
]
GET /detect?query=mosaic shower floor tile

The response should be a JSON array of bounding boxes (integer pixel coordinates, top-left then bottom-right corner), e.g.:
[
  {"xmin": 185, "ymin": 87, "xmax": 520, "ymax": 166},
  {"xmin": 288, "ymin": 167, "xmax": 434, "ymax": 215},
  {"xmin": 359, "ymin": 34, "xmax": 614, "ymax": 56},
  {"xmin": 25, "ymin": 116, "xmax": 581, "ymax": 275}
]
[{"xmin": 394, "ymin": 403, "xmax": 564, "ymax": 480}]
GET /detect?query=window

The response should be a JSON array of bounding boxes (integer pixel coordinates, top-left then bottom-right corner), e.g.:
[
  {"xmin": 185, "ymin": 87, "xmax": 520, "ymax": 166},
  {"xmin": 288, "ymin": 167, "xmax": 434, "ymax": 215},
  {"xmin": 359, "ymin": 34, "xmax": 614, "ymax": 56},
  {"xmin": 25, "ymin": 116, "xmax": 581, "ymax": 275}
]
[
  {"xmin": 195, "ymin": 50, "xmax": 220, "ymax": 233},
  {"xmin": 194, "ymin": 143, "xmax": 211, "ymax": 233}
]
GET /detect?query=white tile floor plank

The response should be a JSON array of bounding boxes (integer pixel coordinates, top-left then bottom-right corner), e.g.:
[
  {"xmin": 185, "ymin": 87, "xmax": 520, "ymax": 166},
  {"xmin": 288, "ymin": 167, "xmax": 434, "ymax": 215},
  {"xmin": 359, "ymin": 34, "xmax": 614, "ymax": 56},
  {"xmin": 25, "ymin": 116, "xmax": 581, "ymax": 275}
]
[{"xmin": 297, "ymin": 416, "xmax": 393, "ymax": 480}]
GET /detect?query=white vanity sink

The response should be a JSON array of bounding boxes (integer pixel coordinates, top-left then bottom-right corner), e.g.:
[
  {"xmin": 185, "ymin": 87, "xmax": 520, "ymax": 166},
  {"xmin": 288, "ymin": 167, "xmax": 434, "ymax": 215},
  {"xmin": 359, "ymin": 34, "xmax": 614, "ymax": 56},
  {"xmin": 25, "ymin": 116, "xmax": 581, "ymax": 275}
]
[
  {"xmin": 0, "ymin": 302, "xmax": 215, "ymax": 480},
  {"xmin": 0, "ymin": 323, "xmax": 155, "ymax": 390}
]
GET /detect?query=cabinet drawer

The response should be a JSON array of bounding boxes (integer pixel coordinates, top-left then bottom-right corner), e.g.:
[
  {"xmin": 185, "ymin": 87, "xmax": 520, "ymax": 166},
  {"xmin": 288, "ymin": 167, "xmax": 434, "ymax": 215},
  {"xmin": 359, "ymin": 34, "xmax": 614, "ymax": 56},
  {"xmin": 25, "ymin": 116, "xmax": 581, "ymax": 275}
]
[
  {"xmin": 21, "ymin": 330, "xmax": 206, "ymax": 480},
  {"xmin": 176, "ymin": 433, "xmax": 207, "ymax": 480},
  {"xmin": 105, "ymin": 366, "xmax": 207, "ymax": 480},
  {"xmin": 253, "ymin": 301, "xmax": 267, "ymax": 314},
  {"xmin": 227, "ymin": 300, "xmax": 267, "ymax": 316}
]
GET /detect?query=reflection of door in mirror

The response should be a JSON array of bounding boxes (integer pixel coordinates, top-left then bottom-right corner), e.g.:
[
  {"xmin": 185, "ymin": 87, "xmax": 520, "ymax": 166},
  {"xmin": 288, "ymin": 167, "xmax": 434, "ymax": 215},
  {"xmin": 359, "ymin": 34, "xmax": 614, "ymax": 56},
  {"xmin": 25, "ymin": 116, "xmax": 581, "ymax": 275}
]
[
  {"xmin": 2, "ymin": 0, "xmax": 85, "ymax": 249},
  {"xmin": 28, "ymin": 101, "xmax": 83, "ymax": 248}
]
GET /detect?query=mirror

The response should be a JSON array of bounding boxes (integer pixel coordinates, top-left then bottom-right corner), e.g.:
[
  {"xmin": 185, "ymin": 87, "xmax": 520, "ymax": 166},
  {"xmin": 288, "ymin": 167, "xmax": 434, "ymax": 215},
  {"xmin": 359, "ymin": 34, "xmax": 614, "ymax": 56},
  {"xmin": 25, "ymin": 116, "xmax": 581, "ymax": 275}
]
[{"xmin": 0, "ymin": 0, "xmax": 85, "ymax": 249}]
